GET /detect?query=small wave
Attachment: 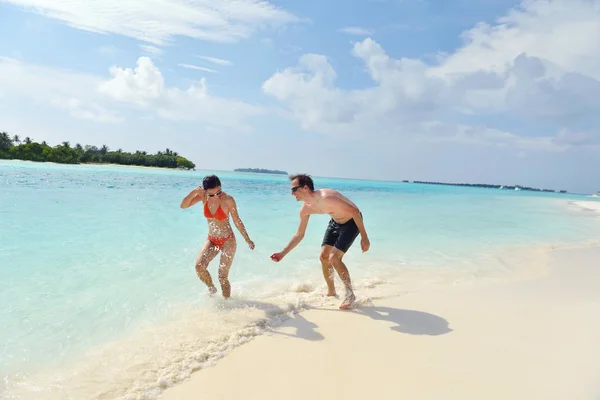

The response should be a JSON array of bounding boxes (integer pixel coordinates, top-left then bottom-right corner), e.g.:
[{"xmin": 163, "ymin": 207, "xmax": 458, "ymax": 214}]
[
  {"xmin": 288, "ymin": 281, "xmax": 314, "ymax": 293},
  {"xmin": 1, "ymin": 244, "xmax": 573, "ymax": 400},
  {"xmin": 2, "ymin": 284, "xmax": 337, "ymax": 400}
]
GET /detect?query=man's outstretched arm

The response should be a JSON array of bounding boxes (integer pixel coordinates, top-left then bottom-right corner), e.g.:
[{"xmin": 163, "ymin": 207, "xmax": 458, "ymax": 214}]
[{"xmin": 271, "ymin": 212, "xmax": 310, "ymax": 262}]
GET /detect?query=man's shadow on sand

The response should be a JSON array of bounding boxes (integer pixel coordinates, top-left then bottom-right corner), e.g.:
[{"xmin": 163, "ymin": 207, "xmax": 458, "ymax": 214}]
[
  {"xmin": 348, "ymin": 305, "xmax": 453, "ymax": 336},
  {"xmin": 219, "ymin": 298, "xmax": 451, "ymax": 340}
]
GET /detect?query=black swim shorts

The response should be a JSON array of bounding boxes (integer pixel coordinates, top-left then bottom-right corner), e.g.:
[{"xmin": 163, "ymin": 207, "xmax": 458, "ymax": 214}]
[{"xmin": 321, "ymin": 216, "xmax": 360, "ymax": 253}]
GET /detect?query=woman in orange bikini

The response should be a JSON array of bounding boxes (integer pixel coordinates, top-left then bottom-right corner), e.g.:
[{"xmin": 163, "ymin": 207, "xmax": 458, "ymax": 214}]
[{"xmin": 180, "ymin": 175, "xmax": 255, "ymax": 298}]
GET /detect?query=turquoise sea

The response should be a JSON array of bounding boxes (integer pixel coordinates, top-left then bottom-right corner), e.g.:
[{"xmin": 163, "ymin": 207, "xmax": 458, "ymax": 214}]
[{"xmin": 2, "ymin": 159, "xmax": 600, "ymax": 399}]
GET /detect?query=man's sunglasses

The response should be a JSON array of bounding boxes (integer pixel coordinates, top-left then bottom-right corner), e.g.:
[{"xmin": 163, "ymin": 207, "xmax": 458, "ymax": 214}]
[
  {"xmin": 291, "ymin": 186, "xmax": 302, "ymax": 192},
  {"xmin": 207, "ymin": 190, "xmax": 222, "ymax": 197}
]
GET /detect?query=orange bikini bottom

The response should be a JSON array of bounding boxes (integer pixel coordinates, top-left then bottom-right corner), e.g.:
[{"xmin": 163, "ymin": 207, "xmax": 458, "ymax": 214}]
[{"xmin": 208, "ymin": 233, "xmax": 235, "ymax": 249}]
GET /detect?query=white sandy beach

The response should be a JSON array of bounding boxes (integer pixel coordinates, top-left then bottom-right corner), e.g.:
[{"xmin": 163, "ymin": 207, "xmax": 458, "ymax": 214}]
[
  {"xmin": 159, "ymin": 202, "xmax": 600, "ymax": 400},
  {"xmin": 572, "ymin": 200, "xmax": 600, "ymax": 214}
]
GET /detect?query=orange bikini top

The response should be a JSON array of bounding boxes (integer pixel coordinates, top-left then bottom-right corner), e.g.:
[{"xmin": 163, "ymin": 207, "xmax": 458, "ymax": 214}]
[{"xmin": 204, "ymin": 201, "xmax": 227, "ymax": 221}]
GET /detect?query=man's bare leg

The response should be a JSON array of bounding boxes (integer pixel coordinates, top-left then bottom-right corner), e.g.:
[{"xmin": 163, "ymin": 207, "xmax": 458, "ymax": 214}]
[
  {"xmin": 217, "ymin": 237, "xmax": 237, "ymax": 299},
  {"xmin": 195, "ymin": 239, "xmax": 220, "ymax": 294},
  {"xmin": 329, "ymin": 249, "xmax": 355, "ymax": 310},
  {"xmin": 319, "ymin": 245, "xmax": 337, "ymax": 296}
]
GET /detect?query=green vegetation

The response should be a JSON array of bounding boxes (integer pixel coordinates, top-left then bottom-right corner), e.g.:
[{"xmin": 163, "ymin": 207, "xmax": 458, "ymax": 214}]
[
  {"xmin": 0, "ymin": 132, "xmax": 196, "ymax": 170},
  {"xmin": 234, "ymin": 168, "xmax": 287, "ymax": 175}
]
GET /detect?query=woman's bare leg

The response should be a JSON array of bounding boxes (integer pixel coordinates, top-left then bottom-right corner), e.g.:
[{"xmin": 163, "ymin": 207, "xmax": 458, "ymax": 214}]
[
  {"xmin": 217, "ymin": 237, "xmax": 237, "ymax": 298},
  {"xmin": 195, "ymin": 239, "xmax": 220, "ymax": 294}
]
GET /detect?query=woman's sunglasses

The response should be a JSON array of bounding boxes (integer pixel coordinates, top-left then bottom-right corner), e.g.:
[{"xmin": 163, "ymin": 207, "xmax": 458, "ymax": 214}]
[{"xmin": 207, "ymin": 190, "xmax": 222, "ymax": 197}]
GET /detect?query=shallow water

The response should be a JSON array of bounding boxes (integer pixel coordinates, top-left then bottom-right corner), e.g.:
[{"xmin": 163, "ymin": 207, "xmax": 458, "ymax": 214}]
[{"xmin": 2, "ymin": 160, "xmax": 600, "ymax": 399}]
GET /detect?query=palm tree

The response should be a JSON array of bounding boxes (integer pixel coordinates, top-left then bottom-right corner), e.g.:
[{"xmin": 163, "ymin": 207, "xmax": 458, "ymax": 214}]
[
  {"xmin": 12, "ymin": 135, "xmax": 20, "ymax": 144},
  {"xmin": 85, "ymin": 145, "xmax": 98, "ymax": 154},
  {"xmin": 42, "ymin": 141, "xmax": 48, "ymax": 146},
  {"xmin": 62, "ymin": 141, "xmax": 70, "ymax": 148},
  {"xmin": 75, "ymin": 143, "xmax": 83, "ymax": 151},
  {"xmin": 24, "ymin": 137, "xmax": 32, "ymax": 144},
  {"xmin": 0, "ymin": 132, "xmax": 12, "ymax": 150},
  {"xmin": 100, "ymin": 145, "xmax": 109, "ymax": 155}
]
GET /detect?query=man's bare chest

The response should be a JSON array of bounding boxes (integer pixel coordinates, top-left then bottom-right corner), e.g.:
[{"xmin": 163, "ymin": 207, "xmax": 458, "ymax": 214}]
[{"xmin": 306, "ymin": 201, "xmax": 338, "ymax": 216}]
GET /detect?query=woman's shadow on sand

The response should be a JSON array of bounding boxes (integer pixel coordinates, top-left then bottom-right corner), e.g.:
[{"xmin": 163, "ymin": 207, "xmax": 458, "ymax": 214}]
[{"xmin": 218, "ymin": 299, "xmax": 325, "ymax": 341}]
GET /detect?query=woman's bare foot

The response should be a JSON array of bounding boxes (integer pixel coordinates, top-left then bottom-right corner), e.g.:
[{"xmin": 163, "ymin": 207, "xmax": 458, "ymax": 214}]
[
  {"xmin": 339, "ymin": 293, "xmax": 356, "ymax": 310},
  {"xmin": 208, "ymin": 286, "xmax": 218, "ymax": 296}
]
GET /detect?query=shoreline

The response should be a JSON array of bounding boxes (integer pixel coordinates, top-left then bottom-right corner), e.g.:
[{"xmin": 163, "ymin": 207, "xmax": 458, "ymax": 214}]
[
  {"xmin": 570, "ymin": 200, "xmax": 600, "ymax": 213},
  {"xmin": 158, "ymin": 200, "xmax": 600, "ymax": 400},
  {"xmin": 160, "ymin": 243, "xmax": 600, "ymax": 400},
  {"xmin": 84, "ymin": 162, "xmax": 190, "ymax": 170},
  {"xmin": 6, "ymin": 241, "xmax": 598, "ymax": 400},
  {"xmin": 3, "ymin": 180, "xmax": 600, "ymax": 399},
  {"xmin": 0, "ymin": 159, "xmax": 193, "ymax": 171}
]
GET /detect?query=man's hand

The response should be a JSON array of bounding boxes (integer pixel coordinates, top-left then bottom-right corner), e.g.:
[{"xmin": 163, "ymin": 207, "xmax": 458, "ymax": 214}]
[
  {"xmin": 270, "ymin": 252, "xmax": 285, "ymax": 262},
  {"xmin": 361, "ymin": 237, "xmax": 370, "ymax": 252},
  {"xmin": 247, "ymin": 240, "xmax": 255, "ymax": 250}
]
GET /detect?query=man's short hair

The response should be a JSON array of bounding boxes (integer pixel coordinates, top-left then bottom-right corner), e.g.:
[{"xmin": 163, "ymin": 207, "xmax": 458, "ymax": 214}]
[
  {"xmin": 202, "ymin": 175, "xmax": 221, "ymax": 190},
  {"xmin": 289, "ymin": 173, "xmax": 314, "ymax": 191}
]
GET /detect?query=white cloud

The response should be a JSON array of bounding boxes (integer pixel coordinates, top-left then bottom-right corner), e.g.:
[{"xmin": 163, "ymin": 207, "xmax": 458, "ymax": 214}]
[
  {"xmin": 99, "ymin": 57, "xmax": 165, "ymax": 106},
  {"xmin": 98, "ymin": 57, "xmax": 263, "ymax": 129},
  {"xmin": 262, "ymin": 0, "xmax": 600, "ymax": 151},
  {"xmin": 262, "ymin": 43, "xmax": 448, "ymax": 136},
  {"xmin": 157, "ymin": 79, "xmax": 262, "ymax": 131},
  {"xmin": 0, "ymin": 57, "xmax": 122, "ymax": 123},
  {"xmin": 178, "ymin": 63, "xmax": 218, "ymax": 73},
  {"xmin": 0, "ymin": 56, "xmax": 262, "ymax": 130},
  {"xmin": 429, "ymin": 0, "xmax": 600, "ymax": 80},
  {"xmin": 552, "ymin": 129, "xmax": 600, "ymax": 147},
  {"xmin": 417, "ymin": 122, "xmax": 569, "ymax": 152},
  {"xmin": 2, "ymin": 0, "xmax": 300, "ymax": 45},
  {"xmin": 140, "ymin": 45, "xmax": 163, "ymax": 56},
  {"xmin": 197, "ymin": 56, "xmax": 233, "ymax": 66},
  {"xmin": 339, "ymin": 27, "xmax": 374, "ymax": 36},
  {"xmin": 50, "ymin": 97, "xmax": 123, "ymax": 123}
]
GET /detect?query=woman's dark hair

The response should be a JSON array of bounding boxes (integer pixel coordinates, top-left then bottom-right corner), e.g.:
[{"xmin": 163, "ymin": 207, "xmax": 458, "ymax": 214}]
[{"xmin": 202, "ymin": 175, "xmax": 221, "ymax": 190}]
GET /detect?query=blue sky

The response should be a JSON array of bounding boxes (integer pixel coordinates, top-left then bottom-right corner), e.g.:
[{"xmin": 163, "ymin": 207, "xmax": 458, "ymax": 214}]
[{"xmin": 0, "ymin": 0, "xmax": 599, "ymax": 193}]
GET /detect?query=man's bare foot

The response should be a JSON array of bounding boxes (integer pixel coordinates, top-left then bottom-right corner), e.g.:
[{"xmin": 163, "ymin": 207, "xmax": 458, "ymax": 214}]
[
  {"xmin": 339, "ymin": 293, "xmax": 356, "ymax": 310},
  {"xmin": 325, "ymin": 291, "xmax": 337, "ymax": 297}
]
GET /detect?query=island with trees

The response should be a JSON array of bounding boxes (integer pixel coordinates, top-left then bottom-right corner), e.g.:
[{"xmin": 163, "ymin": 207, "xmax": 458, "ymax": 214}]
[
  {"xmin": 0, "ymin": 132, "xmax": 196, "ymax": 170},
  {"xmin": 234, "ymin": 168, "xmax": 288, "ymax": 175},
  {"xmin": 408, "ymin": 180, "xmax": 567, "ymax": 193}
]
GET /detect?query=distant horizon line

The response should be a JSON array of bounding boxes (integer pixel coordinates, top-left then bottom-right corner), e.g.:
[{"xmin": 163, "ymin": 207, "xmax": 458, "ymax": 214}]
[{"xmin": 2, "ymin": 159, "xmax": 597, "ymax": 196}]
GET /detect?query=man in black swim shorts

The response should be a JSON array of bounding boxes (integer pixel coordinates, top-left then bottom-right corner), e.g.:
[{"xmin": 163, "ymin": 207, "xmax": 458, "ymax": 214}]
[
  {"xmin": 321, "ymin": 215, "xmax": 362, "ymax": 253},
  {"xmin": 270, "ymin": 174, "xmax": 370, "ymax": 310}
]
